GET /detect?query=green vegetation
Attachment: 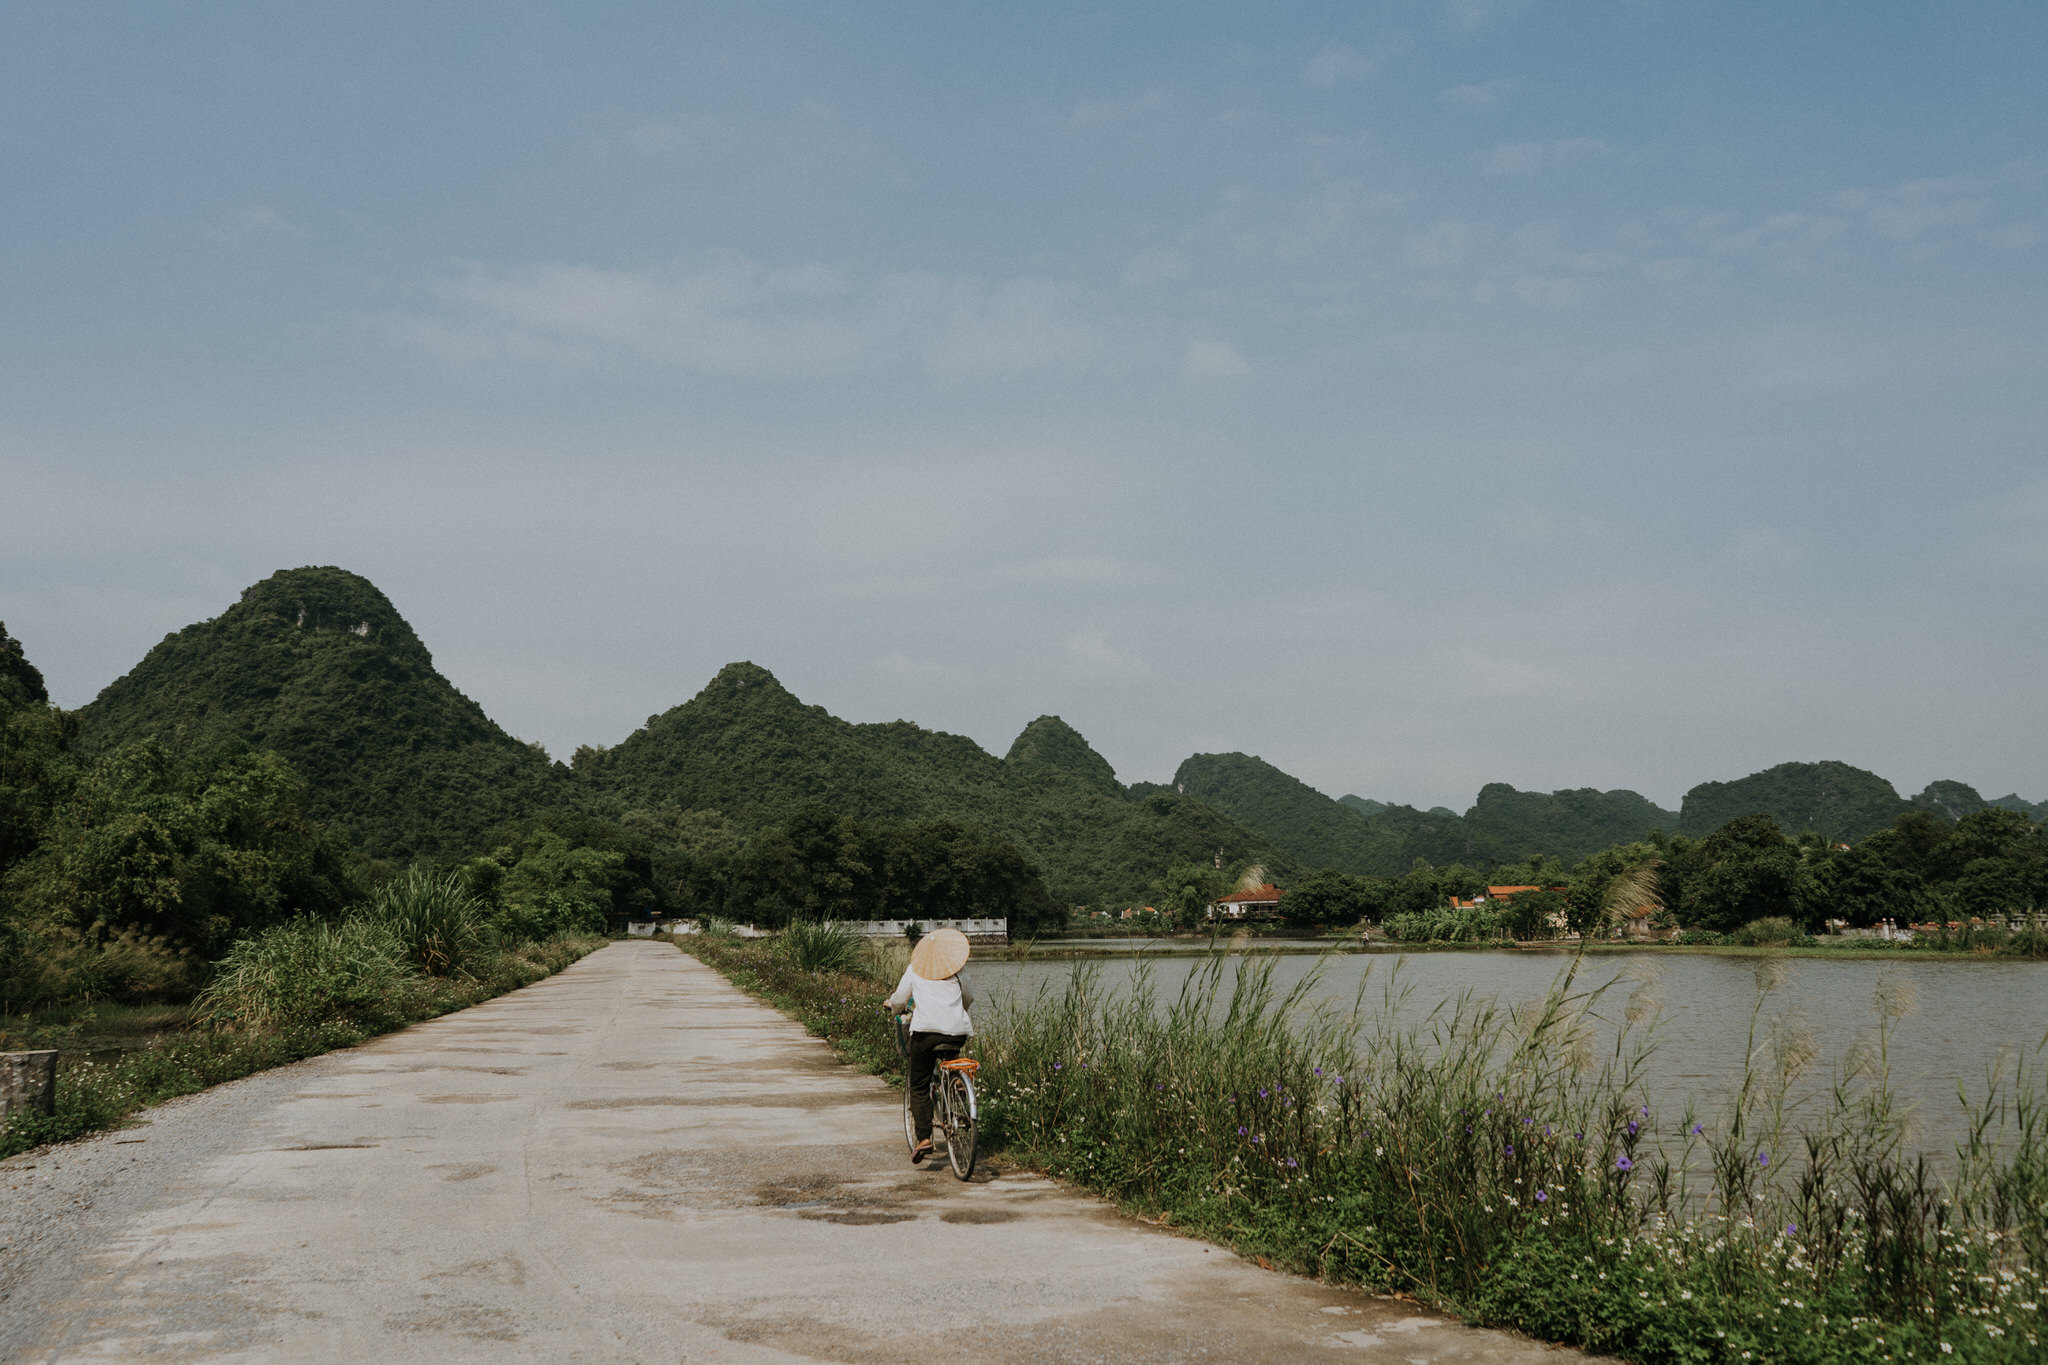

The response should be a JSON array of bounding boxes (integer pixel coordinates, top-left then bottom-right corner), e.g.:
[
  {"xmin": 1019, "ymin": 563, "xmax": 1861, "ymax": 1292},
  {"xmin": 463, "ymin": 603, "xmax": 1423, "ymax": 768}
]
[
  {"xmin": 777, "ymin": 918, "xmax": 866, "ymax": 973},
  {"xmin": 574, "ymin": 661, "xmax": 1289, "ymax": 906},
  {"xmin": 75, "ymin": 567, "xmax": 561, "ymax": 858},
  {"xmin": 1172, "ymin": 752, "xmax": 1677, "ymax": 876},
  {"xmin": 974, "ymin": 952, "xmax": 2046, "ymax": 1363},
  {"xmin": 1677, "ymin": 760, "xmax": 1909, "ymax": 842},
  {"xmin": 2, "ymin": 711, "xmax": 356, "ymax": 1011}
]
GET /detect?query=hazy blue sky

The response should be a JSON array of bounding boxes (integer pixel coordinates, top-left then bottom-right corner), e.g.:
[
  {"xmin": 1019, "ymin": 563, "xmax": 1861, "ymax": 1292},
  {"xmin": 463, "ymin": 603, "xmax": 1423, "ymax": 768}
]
[{"xmin": 5, "ymin": 2, "xmax": 2044, "ymax": 810}]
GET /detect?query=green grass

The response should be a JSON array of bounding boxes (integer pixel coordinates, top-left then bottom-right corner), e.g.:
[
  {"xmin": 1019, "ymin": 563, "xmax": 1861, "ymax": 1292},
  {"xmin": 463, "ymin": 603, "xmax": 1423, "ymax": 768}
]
[{"xmin": 2, "ymin": 935, "xmax": 601, "ymax": 1159}]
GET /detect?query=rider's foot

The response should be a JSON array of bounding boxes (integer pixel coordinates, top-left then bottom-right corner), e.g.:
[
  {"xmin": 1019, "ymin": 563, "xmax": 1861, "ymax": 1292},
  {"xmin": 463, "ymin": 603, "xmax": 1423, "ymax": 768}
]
[{"xmin": 911, "ymin": 1140, "xmax": 934, "ymax": 1165}]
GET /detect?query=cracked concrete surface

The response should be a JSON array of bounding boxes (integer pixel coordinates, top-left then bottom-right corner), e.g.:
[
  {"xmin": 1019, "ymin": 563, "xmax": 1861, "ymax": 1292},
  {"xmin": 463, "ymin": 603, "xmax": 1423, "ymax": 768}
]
[{"xmin": 1, "ymin": 941, "xmax": 1599, "ymax": 1363}]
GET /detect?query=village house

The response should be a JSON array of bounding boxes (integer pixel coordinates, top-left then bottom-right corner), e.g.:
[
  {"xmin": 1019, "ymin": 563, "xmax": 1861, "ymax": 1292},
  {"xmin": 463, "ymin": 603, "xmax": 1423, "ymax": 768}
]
[{"xmin": 1209, "ymin": 883, "xmax": 1285, "ymax": 920}]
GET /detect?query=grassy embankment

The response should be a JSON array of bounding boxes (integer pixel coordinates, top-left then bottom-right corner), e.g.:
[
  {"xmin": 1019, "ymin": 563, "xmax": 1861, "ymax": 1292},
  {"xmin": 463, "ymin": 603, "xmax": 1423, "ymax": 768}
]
[
  {"xmin": 1, "ymin": 876, "xmax": 604, "ymax": 1159},
  {"xmin": 681, "ymin": 929, "xmax": 2045, "ymax": 1365}
]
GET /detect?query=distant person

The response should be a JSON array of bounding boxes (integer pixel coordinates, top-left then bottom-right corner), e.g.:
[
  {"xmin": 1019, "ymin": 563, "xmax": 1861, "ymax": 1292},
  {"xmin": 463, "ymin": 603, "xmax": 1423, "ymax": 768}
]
[{"xmin": 883, "ymin": 927, "xmax": 974, "ymax": 1165}]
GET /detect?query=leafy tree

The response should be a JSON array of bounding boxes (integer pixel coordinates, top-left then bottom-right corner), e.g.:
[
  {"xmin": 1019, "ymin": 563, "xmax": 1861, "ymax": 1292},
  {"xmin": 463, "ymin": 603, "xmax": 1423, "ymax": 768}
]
[
  {"xmin": 4, "ymin": 738, "xmax": 357, "ymax": 957},
  {"xmin": 1802, "ymin": 843, "xmax": 1938, "ymax": 928},
  {"xmin": 1154, "ymin": 863, "xmax": 1227, "ymax": 930},
  {"xmin": 1669, "ymin": 815, "xmax": 1807, "ymax": 933},
  {"xmin": 1279, "ymin": 869, "xmax": 1388, "ymax": 929}
]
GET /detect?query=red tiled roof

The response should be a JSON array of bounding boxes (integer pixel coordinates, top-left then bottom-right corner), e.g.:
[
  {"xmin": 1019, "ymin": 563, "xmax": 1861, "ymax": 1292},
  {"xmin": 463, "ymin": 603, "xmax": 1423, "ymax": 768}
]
[{"xmin": 1216, "ymin": 884, "xmax": 1285, "ymax": 903}]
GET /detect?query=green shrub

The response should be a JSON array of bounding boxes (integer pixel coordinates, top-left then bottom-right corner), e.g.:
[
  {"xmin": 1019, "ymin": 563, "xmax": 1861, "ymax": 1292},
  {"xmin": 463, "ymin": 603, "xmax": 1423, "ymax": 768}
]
[
  {"xmin": 1998, "ymin": 928, "xmax": 2048, "ymax": 959},
  {"xmin": 367, "ymin": 868, "xmax": 488, "ymax": 976},
  {"xmin": 778, "ymin": 919, "xmax": 864, "ymax": 973},
  {"xmin": 1729, "ymin": 915, "xmax": 1801, "ymax": 946},
  {"xmin": 194, "ymin": 916, "xmax": 416, "ymax": 1030}
]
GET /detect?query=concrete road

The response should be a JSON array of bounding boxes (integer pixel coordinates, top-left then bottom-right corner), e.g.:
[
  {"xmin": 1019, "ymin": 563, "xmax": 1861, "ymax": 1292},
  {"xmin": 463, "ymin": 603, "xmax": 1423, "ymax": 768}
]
[{"xmin": 1, "ymin": 941, "xmax": 1596, "ymax": 1363}]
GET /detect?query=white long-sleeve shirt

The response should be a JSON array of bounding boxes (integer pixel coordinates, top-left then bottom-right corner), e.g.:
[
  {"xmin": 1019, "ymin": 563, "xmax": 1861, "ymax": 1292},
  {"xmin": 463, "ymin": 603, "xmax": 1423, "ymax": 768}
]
[{"xmin": 885, "ymin": 966, "xmax": 975, "ymax": 1037}]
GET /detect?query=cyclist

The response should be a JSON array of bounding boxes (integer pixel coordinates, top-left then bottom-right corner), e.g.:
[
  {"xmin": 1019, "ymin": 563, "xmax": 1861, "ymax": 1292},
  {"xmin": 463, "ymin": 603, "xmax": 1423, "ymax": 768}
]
[{"xmin": 882, "ymin": 926, "xmax": 974, "ymax": 1165}]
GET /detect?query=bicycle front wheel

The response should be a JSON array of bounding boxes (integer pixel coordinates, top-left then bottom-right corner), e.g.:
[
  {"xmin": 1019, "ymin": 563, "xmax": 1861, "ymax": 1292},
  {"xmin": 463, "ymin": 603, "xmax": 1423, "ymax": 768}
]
[{"xmin": 944, "ymin": 1071, "xmax": 977, "ymax": 1181}]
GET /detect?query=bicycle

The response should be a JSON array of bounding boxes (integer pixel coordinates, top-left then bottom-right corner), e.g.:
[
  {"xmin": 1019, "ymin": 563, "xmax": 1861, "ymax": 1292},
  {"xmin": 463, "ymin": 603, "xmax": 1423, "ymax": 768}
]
[{"xmin": 892, "ymin": 1012, "xmax": 978, "ymax": 1181}]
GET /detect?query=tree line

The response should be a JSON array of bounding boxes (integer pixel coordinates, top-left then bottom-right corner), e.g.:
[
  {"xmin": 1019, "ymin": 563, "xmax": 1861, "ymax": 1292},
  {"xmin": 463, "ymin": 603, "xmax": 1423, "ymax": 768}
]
[{"xmin": 1147, "ymin": 803, "xmax": 2048, "ymax": 941}]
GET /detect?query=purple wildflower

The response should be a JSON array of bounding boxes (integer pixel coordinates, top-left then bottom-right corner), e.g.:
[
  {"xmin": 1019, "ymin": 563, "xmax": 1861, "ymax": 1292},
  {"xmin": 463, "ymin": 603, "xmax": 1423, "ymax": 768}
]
[
  {"xmin": 1237, "ymin": 1126, "xmax": 1247, "ymax": 1136},
  {"xmin": 1505, "ymin": 1145, "xmax": 1515, "ymax": 1156},
  {"xmin": 1691, "ymin": 1123, "xmax": 1703, "ymax": 1135},
  {"xmin": 1287, "ymin": 1158, "xmax": 1298, "ymax": 1168},
  {"xmin": 1757, "ymin": 1152, "xmax": 1769, "ymax": 1167},
  {"xmin": 1615, "ymin": 1156, "xmax": 1633, "ymax": 1172},
  {"xmin": 1627, "ymin": 1121, "xmax": 1639, "ymax": 1137},
  {"xmin": 1786, "ymin": 1223, "xmax": 1797, "ymax": 1235}
]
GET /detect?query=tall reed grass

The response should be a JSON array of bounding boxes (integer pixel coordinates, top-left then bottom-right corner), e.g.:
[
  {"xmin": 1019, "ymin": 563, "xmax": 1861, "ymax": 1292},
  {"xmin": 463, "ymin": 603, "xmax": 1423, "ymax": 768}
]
[
  {"xmin": 777, "ymin": 919, "xmax": 865, "ymax": 973},
  {"xmin": 365, "ymin": 868, "xmax": 489, "ymax": 977},
  {"xmin": 978, "ymin": 950, "xmax": 2045, "ymax": 1363},
  {"xmin": 194, "ymin": 916, "xmax": 417, "ymax": 1030}
]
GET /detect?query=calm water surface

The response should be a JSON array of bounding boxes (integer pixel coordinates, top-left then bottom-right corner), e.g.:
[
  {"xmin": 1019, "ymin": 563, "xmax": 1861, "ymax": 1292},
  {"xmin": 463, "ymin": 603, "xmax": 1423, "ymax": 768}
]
[{"xmin": 974, "ymin": 949, "xmax": 2048, "ymax": 1156}]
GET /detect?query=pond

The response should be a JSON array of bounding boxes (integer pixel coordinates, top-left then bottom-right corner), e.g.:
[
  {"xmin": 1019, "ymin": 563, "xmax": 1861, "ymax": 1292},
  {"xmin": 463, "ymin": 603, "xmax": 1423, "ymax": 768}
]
[{"xmin": 973, "ymin": 948, "xmax": 2048, "ymax": 1159}]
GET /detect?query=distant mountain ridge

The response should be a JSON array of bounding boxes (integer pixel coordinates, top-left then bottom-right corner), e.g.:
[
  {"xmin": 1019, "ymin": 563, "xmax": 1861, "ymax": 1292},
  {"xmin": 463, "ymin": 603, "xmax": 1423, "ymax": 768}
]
[
  {"xmin": 54, "ymin": 567, "xmax": 2043, "ymax": 890},
  {"xmin": 1173, "ymin": 753, "xmax": 1679, "ymax": 876},
  {"xmin": 570, "ymin": 662, "xmax": 1288, "ymax": 905}
]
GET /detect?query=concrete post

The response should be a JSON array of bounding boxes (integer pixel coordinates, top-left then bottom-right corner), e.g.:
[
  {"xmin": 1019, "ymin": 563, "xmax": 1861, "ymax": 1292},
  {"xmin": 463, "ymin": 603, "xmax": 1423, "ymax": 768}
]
[{"xmin": 1, "ymin": 1049, "xmax": 59, "ymax": 1119}]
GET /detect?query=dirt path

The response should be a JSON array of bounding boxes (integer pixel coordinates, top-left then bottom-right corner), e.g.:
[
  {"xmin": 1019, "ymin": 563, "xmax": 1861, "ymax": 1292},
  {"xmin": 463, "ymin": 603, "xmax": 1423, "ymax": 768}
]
[{"xmin": 0, "ymin": 940, "xmax": 1597, "ymax": 1363}]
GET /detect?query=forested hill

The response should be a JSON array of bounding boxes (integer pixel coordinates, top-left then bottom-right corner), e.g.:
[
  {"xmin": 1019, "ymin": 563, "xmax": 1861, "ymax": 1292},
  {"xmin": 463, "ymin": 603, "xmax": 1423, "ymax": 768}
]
[
  {"xmin": 75, "ymin": 567, "xmax": 561, "ymax": 857},
  {"xmin": 1676, "ymin": 761, "xmax": 1907, "ymax": 841},
  {"xmin": 1167, "ymin": 753, "xmax": 1410, "ymax": 875},
  {"xmin": 1171, "ymin": 752, "xmax": 1678, "ymax": 875},
  {"xmin": 572, "ymin": 663, "xmax": 1287, "ymax": 906}
]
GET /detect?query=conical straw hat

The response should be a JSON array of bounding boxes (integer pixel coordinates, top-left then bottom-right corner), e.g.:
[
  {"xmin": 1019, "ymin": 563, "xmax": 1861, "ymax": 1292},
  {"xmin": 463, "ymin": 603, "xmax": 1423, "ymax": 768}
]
[{"xmin": 910, "ymin": 927, "xmax": 971, "ymax": 979}]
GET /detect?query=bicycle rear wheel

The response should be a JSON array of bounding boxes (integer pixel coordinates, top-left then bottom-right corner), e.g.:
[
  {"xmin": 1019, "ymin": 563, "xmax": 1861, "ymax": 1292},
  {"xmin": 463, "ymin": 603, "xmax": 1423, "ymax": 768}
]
[
  {"xmin": 943, "ymin": 1071, "xmax": 977, "ymax": 1180},
  {"xmin": 903, "ymin": 1075, "xmax": 920, "ymax": 1157}
]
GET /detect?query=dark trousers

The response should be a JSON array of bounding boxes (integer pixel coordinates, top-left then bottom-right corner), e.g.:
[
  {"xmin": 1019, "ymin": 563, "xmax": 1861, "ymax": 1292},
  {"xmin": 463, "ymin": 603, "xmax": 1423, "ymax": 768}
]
[{"xmin": 907, "ymin": 1031, "xmax": 968, "ymax": 1142}]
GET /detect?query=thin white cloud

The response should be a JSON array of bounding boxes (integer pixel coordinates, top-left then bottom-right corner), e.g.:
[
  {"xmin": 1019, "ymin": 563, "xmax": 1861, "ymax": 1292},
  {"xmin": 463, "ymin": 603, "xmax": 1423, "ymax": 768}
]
[
  {"xmin": 1184, "ymin": 338, "xmax": 1249, "ymax": 378},
  {"xmin": 206, "ymin": 204, "xmax": 301, "ymax": 246},
  {"xmin": 1065, "ymin": 88, "xmax": 1168, "ymax": 128},
  {"xmin": 390, "ymin": 255, "xmax": 1106, "ymax": 378},
  {"xmin": 1482, "ymin": 138, "xmax": 1608, "ymax": 175},
  {"xmin": 1440, "ymin": 0, "xmax": 1533, "ymax": 35},
  {"xmin": 1837, "ymin": 176, "xmax": 1993, "ymax": 241},
  {"xmin": 1121, "ymin": 248, "xmax": 1191, "ymax": 287},
  {"xmin": 1440, "ymin": 79, "xmax": 1518, "ymax": 108},
  {"xmin": 1065, "ymin": 630, "xmax": 1148, "ymax": 677},
  {"xmin": 1725, "ymin": 529, "xmax": 1804, "ymax": 566},
  {"xmin": 1404, "ymin": 220, "xmax": 1475, "ymax": 272},
  {"xmin": 622, "ymin": 121, "xmax": 691, "ymax": 157},
  {"xmin": 1302, "ymin": 45, "xmax": 1375, "ymax": 88}
]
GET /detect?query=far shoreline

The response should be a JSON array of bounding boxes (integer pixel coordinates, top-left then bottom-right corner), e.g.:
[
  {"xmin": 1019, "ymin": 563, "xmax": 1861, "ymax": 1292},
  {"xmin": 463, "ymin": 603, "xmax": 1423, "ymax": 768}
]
[{"xmin": 1004, "ymin": 935, "xmax": 2044, "ymax": 963}]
